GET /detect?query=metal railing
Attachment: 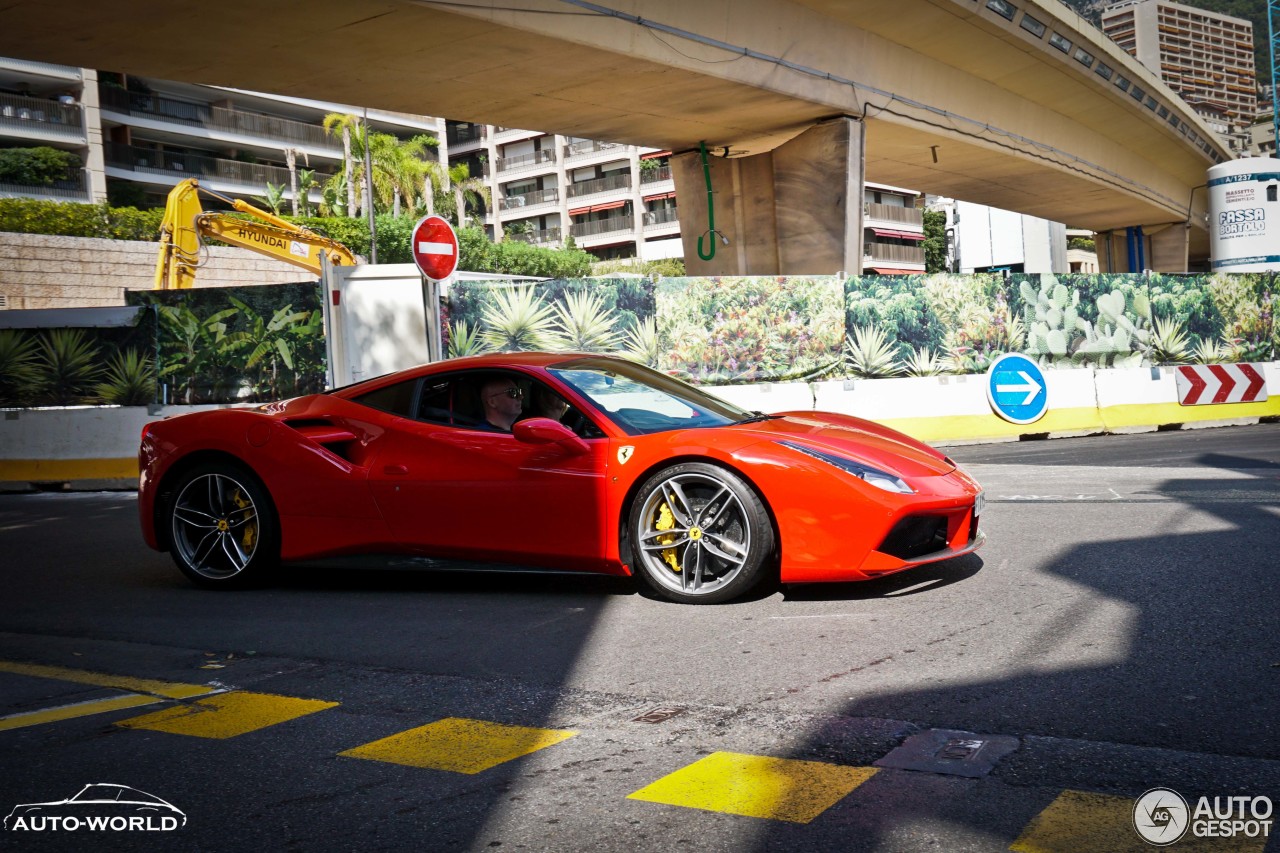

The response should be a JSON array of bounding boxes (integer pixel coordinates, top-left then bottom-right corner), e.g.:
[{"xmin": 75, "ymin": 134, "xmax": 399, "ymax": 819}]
[
  {"xmin": 570, "ymin": 214, "xmax": 633, "ymax": 238},
  {"xmin": 499, "ymin": 187, "xmax": 559, "ymax": 210},
  {"xmin": 104, "ymin": 142, "xmax": 333, "ymax": 191},
  {"xmin": 0, "ymin": 93, "xmax": 84, "ymax": 135},
  {"xmin": 863, "ymin": 242, "xmax": 925, "ymax": 264},
  {"xmin": 564, "ymin": 139, "xmax": 622, "ymax": 159},
  {"xmin": 566, "ymin": 173, "xmax": 630, "ymax": 198},
  {"xmin": 99, "ymin": 87, "xmax": 336, "ymax": 148},
  {"xmin": 506, "ymin": 226, "xmax": 562, "ymax": 245},
  {"xmin": 494, "ymin": 149, "xmax": 556, "ymax": 172},
  {"xmin": 0, "ymin": 172, "xmax": 89, "ymax": 201},
  {"xmin": 639, "ymin": 165, "xmax": 672, "ymax": 184},
  {"xmin": 643, "ymin": 207, "xmax": 679, "ymax": 227},
  {"xmin": 864, "ymin": 202, "xmax": 923, "ymax": 226}
]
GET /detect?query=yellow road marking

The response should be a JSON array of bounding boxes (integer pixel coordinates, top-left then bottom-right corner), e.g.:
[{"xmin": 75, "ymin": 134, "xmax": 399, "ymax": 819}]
[
  {"xmin": 115, "ymin": 691, "xmax": 338, "ymax": 739},
  {"xmin": 0, "ymin": 693, "xmax": 162, "ymax": 732},
  {"xmin": 340, "ymin": 717, "xmax": 578, "ymax": 774},
  {"xmin": 0, "ymin": 660, "xmax": 215, "ymax": 700},
  {"xmin": 627, "ymin": 751, "xmax": 877, "ymax": 824},
  {"xmin": 1011, "ymin": 790, "xmax": 1267, "ymax": 853}
]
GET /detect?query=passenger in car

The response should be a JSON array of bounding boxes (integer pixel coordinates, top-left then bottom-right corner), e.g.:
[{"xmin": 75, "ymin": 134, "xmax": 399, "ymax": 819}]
[
  {"xmin": 479, "ymin": 377, "xmax": 524, "ymax": 431},
  {"xmin": 530, "ymin": 385, "xmax": 570, "ymax": 423}
]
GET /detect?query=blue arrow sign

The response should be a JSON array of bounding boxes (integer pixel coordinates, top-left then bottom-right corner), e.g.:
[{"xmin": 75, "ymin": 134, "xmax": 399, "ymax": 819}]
[{"xmin": 986, "ymin": 353, "xmax": 1048, "ymax": 424}]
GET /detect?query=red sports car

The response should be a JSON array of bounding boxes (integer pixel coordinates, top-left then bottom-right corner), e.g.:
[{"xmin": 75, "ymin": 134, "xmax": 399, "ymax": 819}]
[{"xmin": 139, "ymin": 353, "xmax": 985, "ymax": 603}]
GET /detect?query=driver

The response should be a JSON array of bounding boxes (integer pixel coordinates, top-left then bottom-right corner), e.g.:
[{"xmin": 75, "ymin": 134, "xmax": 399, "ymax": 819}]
[{"xmin": 480, "ymin": 377, "xmax": 524, "ymax": 431}]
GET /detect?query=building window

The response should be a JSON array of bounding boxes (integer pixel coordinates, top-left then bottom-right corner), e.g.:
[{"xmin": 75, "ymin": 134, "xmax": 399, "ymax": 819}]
[
  {"xmin": 1049, "ymin": 32, "xmax": 1071, "ymax": 52},
  {"xmin": 1130, "ymin": 84, "xmax": 1146, "ymax": 102},
  {"xmin": 1116, "ymin": 75, "xmax": 1131, "ymax": 92},
  {"xmin": 1020, "ymin": 14, "xmax": 1045, "ymax": 36},
  {"xmin": 986, "ymin": 0, "xmax": 1016, "ymax": 21},
  {"xmin": 1073, "ymin": 47, "xmax": 1094, "ymax": 67},
  {"xmin": 1145, "ymin": 96, "xmax": 1158, "ymax": 110},
  {"xmin": 1095, "ymin": 62, "xmax": 1114, "ymax": 81},
  {"xmin": 1158, "ymin": 105, "xmax": 1169, "ymax": 118}
]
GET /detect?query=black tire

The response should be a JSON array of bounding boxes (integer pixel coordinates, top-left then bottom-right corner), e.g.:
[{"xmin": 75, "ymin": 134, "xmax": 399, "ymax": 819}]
[
  {"xmin": 165, "ymin": 461, "xmax": 279, "ymax": 588},
  {"xmin": 628, "ymin": 462, "xmax": 774, "ymax": 604}
]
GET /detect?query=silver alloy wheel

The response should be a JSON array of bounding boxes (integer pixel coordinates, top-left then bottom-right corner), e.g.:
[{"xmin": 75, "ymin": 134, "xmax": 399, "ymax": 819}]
[
  {"xmin": 171, "ymin": 472, "xmax": 261, "ymax": 580},
  {"xmin": 634, "ymin": 471, "xmax": 751, "ymax": 596}
]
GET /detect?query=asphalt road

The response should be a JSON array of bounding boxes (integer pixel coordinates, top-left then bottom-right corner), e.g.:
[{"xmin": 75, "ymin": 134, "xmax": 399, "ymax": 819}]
[{"xmin": 1, "ymin": 423, "xmax": 1277, "ymax": 852}]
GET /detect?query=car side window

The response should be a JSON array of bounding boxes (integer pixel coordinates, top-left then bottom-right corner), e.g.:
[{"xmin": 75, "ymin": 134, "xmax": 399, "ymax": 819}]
[{"xmin": 351, "ymin": 378, "xmax": 417, "ymax": 416}]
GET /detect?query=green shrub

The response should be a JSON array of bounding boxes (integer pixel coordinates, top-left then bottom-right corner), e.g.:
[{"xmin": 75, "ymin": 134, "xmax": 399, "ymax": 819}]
[{"xmin": 0, "ymin": 147, "xmax": 82, "ymax": 186}]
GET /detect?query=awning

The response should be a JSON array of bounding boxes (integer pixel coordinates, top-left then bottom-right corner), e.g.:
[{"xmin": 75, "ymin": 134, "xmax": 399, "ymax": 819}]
[
  {"xmin": 640, "ymin": 150, "xmax": 671, "ymax": 159},
  {"xmin": 643, "ymin": 190, "xmax": 676, "ymax": 201},
  {"xmin": 568, "ymin": 199, "xmax": 627, "ymax": 216},
  {"xmin": 868, "ymin": 267, "xmax": 922, "ymax": 275},
  {"xmin": 870, "ymin": 228, "xmax": 925, "ymax": 241}
]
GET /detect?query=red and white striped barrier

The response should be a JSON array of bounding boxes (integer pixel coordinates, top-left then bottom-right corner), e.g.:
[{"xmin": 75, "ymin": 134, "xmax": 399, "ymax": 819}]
[{"xmin": 1175, "ymin": 363, "xmax": 1268, "ymax": 405}]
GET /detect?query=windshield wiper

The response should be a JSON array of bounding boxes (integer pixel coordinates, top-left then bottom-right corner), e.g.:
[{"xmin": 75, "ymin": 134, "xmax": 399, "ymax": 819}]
[{"xmin": 732, "ymin": 411, "xmax": 778, "ymax": 425}]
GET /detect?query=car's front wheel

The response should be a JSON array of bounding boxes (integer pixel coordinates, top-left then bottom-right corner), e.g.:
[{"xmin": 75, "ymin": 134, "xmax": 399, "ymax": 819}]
[
  {"xmin": 628, "ymin": 462, "xmax": 774, "ymax": 604},
  {"xmin": 166, "ymin": 462, "xmax": 278, "ymax": 588}
]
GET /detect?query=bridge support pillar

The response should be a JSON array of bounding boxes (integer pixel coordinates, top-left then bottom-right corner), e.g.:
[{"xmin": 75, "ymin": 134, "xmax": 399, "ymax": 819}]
[
  {"xmin": 670, "ymin": 117, "xmax": 865, "ymax": 276},
  {"xmin": 1095, "ymin": 224, "xmax": 1189, "ymax": 273}
]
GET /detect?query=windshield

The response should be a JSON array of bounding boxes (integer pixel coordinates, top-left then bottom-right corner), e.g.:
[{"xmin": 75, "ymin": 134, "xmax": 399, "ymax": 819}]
[{"xmin": 549, "ymin": 357, "xmax": 753, "ymax": 436}]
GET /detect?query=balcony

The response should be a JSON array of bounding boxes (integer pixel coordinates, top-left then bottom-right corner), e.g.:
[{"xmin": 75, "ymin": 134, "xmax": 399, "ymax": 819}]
[
  {"xmin": 498, "ymin": 187, "xmax": 559, "ymax": 211},
  {"xmin": 447, "ymin": 123, "xmax": 485, "ymax": 146},
  {"xmin": 0, "ymin": 171, "xmax": 89, "ymax": 202},
  {"xmin": 99, "ymin": 87, "xmax": 336, "ymax": 149},
  {"xmin": 104, "ymin": 142, "xmax": 333, "ymax": 194},
  {"xmin": 570, "ymin": 214, "xmax": 633, "ymax": 239},
  {"xmin": 864, "ymin": 242, "xmax": 925, "ymax": 265},
  {"xmin": 864, "ymin": 202, "xmax": 923, "ymax": 228},
  {"xmin": 0, "ymin": 93, "xmax": 85, "ymax": 141},
  {"xmin": 563, "ymin": 139, "xmax": 623, "ymax": 160},
  {"xmin": 506, "ymin": 226, "xmax": 562, "ymax": 246},
  {"xmin": 566, "ymin": 173, "xmax": 631, "ymax": 199},
  {"xmin": 494, "ymin": 149, "xmax": 556, "ymax": 173},
  {"xmin": 640, "ymin": 165, "xmax": 672, "ymax": 185},
  {"xmin": 643, "ymin": 207, "xmax": 679, "ymax": 228}
]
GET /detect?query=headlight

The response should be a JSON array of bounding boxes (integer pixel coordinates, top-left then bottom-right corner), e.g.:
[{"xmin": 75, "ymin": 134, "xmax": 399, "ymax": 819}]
[{"xmin": 779, "ymin": 440, "xmax": 914, "ymax": 494}]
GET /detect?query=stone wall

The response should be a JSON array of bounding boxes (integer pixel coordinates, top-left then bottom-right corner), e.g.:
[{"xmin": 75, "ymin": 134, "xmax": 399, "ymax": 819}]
[{"xmin": 0, "ymin": 233, "xmax": 318, "ymax": 309}]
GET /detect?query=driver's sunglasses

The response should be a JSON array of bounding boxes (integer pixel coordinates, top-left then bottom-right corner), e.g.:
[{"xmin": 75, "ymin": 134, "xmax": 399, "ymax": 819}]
[{"xmin": 489, "ymin": 387, "xmax": 523, "ymax": 400}]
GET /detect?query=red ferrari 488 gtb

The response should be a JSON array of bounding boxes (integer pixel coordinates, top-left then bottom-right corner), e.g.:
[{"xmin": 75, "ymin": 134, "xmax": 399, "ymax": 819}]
[{"xmin": 139, "ymin": 353, "xmax": 985, "ymax": 603}]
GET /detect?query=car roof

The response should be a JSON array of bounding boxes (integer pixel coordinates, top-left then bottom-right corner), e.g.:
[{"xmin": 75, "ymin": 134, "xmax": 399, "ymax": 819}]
[{"xmin": 331, "ymin": 351, "xmax": 623, "ymax": 398}]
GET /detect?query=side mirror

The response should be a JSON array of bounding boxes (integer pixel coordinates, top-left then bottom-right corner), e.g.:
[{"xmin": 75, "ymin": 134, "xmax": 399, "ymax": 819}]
[{"xmin": 512, "ymin": 417, "xmax": 590, "ymax": 456}]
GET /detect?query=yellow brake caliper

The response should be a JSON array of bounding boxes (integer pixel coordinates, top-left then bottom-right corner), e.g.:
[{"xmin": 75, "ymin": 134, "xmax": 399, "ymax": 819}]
[
  {"xmin": 654, "ymin": 502, "xmax": 681, "ymax": 573},
  {"xmin": 232, "ymin": 489, "xmax": 257, "ymax": 553}
]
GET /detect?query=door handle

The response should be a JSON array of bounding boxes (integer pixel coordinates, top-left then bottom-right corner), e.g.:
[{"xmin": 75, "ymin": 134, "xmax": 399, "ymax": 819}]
[{"xmin": 383, "ymin": 464, "xmax": 409, "ymax": 476}]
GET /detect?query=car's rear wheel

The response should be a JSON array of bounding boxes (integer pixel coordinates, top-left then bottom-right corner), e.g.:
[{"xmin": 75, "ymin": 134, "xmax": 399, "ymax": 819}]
[
  {"xmin": 167, "ymin": 462, "xmax": 278, "ymax": 588},
  {"xmin": 629, "ymin": 462, "xmax": 774, "ymax": 604}
]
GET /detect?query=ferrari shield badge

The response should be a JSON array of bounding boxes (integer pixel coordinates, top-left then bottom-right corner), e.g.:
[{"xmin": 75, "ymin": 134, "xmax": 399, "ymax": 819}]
[{"xmin": 617, "ymin": 446, "xmax": 635, "ymax": 465}]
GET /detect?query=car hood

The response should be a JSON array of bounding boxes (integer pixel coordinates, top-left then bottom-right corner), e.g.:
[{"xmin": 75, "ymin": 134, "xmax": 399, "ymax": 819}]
[{"xmin": 736, "ymin": 412, "xmax": 956, "ymax": 477}]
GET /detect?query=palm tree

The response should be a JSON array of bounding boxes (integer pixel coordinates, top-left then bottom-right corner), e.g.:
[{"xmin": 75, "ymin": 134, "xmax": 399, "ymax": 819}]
[
  {"xmin": 283, "ymin": 147, "xmax": 308, "ymax": 217},
  {"xmin": 322, "ymin": 113, "xmax": 360, "ymax": 217},
  {"xmin": 448, "ymin": 163, "xmax": 490, "ymax": 228},
  {"xmin": 364, "ymin": 132, "xmax": 442, "ymax": 216}
]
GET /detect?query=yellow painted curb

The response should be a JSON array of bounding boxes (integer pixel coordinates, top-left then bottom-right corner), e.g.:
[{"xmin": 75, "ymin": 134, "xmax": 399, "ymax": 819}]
[{"xmin": 0, "ymin": 458, "xmax": 138, "ymax": 482}]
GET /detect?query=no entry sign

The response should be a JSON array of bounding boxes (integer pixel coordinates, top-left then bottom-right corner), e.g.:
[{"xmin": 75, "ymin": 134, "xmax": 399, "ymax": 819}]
[{"xmin": 411, "ymin": 215, "xmax": 459, "ymax": 281}]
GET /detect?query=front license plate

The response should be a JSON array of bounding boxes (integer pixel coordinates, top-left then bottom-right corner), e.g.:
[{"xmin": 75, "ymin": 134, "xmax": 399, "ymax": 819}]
[{"xmin": 974, "ymin": 491, "xmax": 985, "ymax": 517}]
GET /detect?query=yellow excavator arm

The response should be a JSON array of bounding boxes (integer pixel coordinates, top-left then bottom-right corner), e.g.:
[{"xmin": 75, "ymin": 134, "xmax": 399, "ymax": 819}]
[{"xmin": 154, "ymin": 178, "xmax": 357, "ymax": 289}]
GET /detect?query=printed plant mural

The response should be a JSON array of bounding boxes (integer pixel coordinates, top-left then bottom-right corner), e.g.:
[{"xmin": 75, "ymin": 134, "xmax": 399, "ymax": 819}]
[
  {"xmin": 655, "ymin": 277, "xmax": 844, "ymax": 383},
  {"xmin": 444, "ymin": 277, "xmax": 657, "ymax": 364},
  {"xmin": 0, "ymin": 323, "xmax": 154, "ymax": 408}
]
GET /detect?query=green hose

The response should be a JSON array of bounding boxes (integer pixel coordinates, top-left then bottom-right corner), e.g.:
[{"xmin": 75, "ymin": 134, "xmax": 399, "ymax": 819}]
[{"xmin": 697, "ymin": 140, "xmax": 717, "ymax": 261}]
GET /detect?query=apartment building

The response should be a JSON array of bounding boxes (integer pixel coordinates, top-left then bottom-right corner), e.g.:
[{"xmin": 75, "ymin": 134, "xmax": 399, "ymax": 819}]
[
  {"xmin": 446, "ymin": 122, "xmax": 682, "ymax": 263},
  {"xmin": 863, "ymin": 184, "xmax": 926, "ymax": 274},
  {"xmin": 1101, "ymin": 0, "xmax": 1257, "ymax": 132},
  {"xmin": 1, "ymin": 57, "xmax": 448, "ymax": 213}
]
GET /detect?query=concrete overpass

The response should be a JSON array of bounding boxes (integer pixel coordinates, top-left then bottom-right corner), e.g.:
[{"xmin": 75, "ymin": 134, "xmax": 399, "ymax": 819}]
[{"xmin": 0, "ymin": 0, "xmax": 1230, "ymax": 272}]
